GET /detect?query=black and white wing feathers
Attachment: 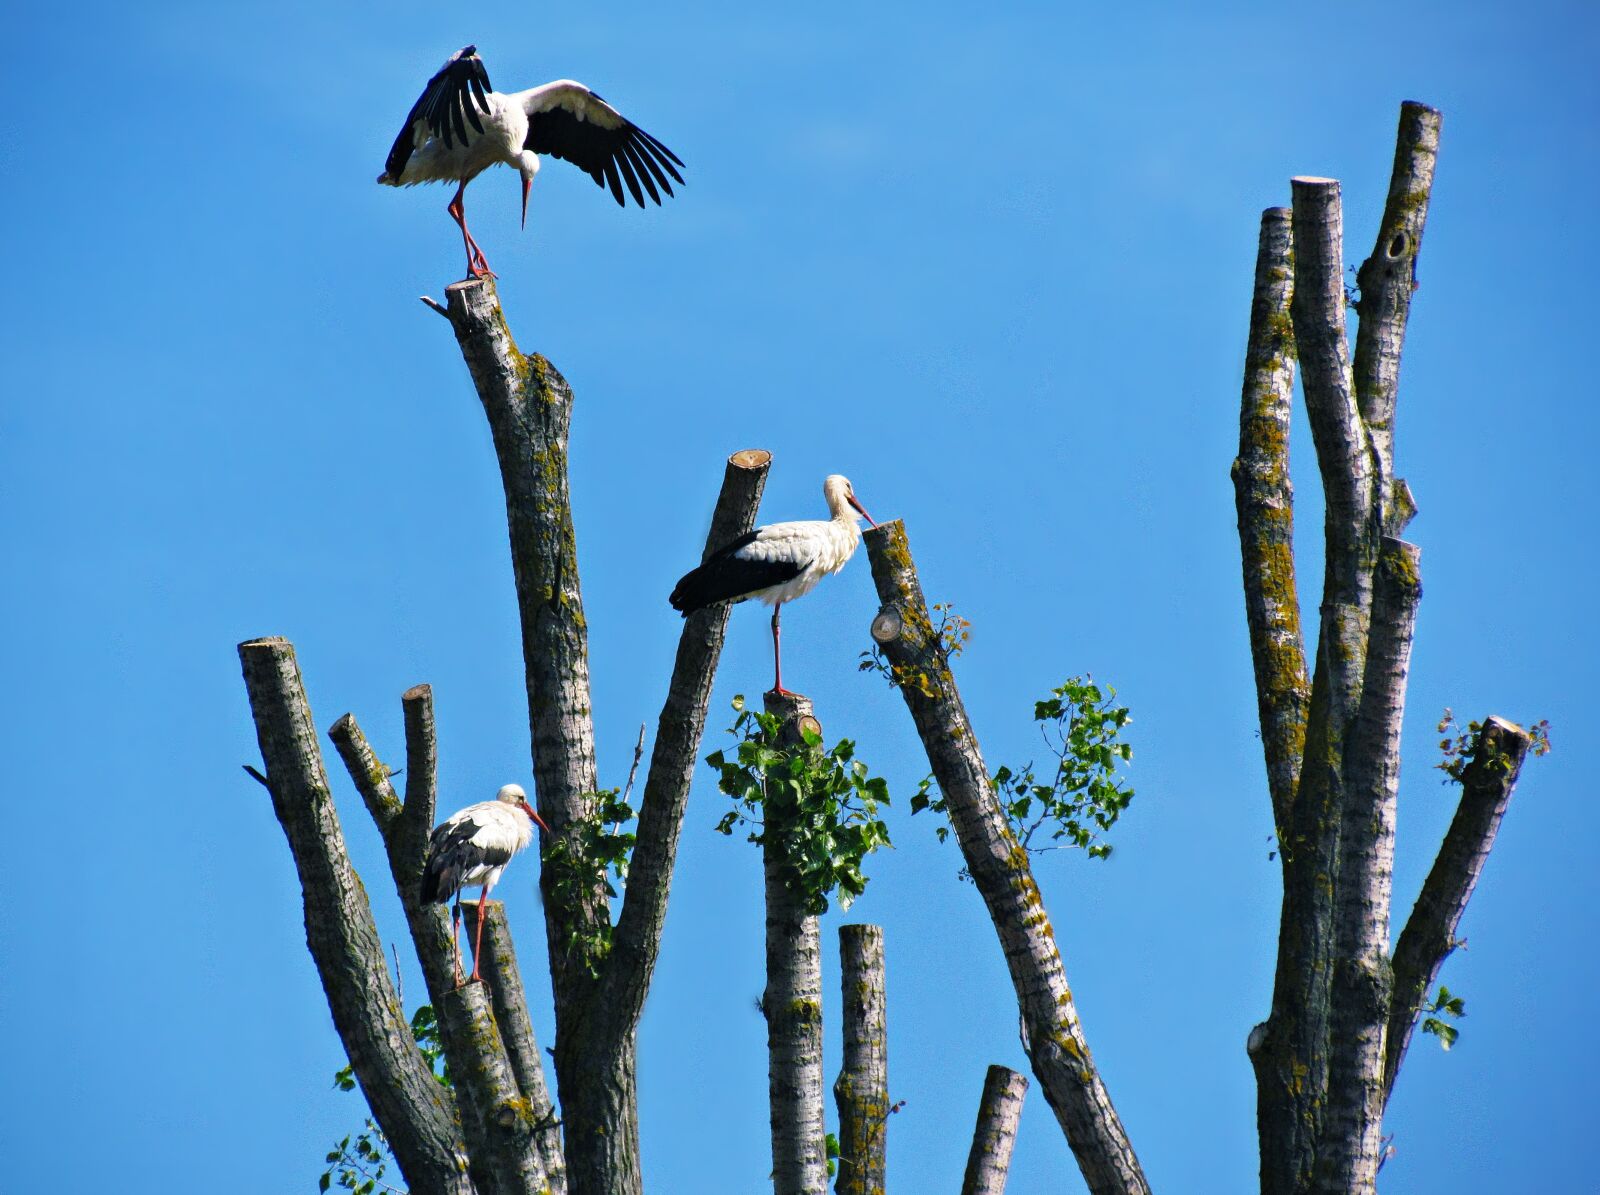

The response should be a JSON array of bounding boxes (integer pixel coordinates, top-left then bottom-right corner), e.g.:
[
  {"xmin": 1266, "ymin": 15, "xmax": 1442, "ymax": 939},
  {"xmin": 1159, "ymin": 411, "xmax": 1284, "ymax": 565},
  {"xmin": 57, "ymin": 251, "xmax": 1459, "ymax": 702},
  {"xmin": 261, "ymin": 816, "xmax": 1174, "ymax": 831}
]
[
  {"xmin": 419, "ymin": 812, "xmax": 516, "ymax": 905},
  {"xmin": 670, "ymin": 529, "xmax": 806, "ymax": 614},
  {"xmin": 384, "ymin": 46, "xmax": 495, "ymax": 182},
  {"xmin": 522, "ymin": 81, "xmax": 685, "ymax": 208}
]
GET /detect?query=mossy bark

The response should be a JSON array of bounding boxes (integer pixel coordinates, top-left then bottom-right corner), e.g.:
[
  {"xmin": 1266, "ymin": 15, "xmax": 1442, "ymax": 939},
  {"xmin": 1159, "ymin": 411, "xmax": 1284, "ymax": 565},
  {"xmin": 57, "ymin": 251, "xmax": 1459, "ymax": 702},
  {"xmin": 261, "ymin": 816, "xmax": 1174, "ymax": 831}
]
[
  {"xmin": 833, "ymin": 925, "xmax": 887, "ymax": 1195},
  {"xmin": 862, "ymin": 524, "xmax": 1150, "ymax": 1195},
  {"xmin": 960, "ymin": 1066, "xmax": 1029, "ymax": 1195},
  {"xmin": 1237, "ymin": 103, "xmax": 1534, "ymax": 1195}
]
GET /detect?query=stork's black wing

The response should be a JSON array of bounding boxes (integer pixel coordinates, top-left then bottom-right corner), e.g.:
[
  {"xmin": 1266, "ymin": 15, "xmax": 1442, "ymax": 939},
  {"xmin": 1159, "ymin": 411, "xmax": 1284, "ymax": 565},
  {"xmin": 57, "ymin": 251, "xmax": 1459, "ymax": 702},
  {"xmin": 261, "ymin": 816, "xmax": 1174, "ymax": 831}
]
[
  {"xmin": 522, "ymin": 81, "xmax": 684, "ymax": 208},
  {"xmin": 669, "ymin": 530, "xmax": 804, "ymax": 614},
  {"xmin": 384, "ymin": 46, "xmax": 495, "ymax": 181}
]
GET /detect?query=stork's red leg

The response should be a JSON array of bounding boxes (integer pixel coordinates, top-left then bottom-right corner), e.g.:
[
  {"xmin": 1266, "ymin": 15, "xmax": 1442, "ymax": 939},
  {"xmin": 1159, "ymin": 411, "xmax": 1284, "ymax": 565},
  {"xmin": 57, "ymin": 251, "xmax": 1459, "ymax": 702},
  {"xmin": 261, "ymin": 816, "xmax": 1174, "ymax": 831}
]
[
  {"xmin": 770, "ymin": 605, "xmax": 788, "ymax": 695},
  {"xmin": 446, "ymin": 183, "xmax": 496, "ymax": 280},
  {"xmin": 470, "ymin": 884, "xmax": 492, "ymax": 983}
]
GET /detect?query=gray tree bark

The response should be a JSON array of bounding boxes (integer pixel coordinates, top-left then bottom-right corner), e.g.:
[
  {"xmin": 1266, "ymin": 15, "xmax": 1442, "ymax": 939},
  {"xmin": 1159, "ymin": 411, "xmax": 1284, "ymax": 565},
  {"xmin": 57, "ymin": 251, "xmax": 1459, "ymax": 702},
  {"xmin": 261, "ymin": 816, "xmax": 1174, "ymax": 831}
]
[
  {"xmin": 961, "ymin": 1066, "xmax": 1029, "ymax": 1195},
  {"xmin": 833, "ymin": 924, "xmax": 888, "ymax": 1195},
  {"xmin": 238, "ymin": 638, "xmax": 474, "ymax": 1195},
  {"xmin": 1233, "ymin": 102, "xmax": 1535, "ymax": 1195},
  {"xmin": 762, "ymin": 690, "xmax": 831, "ymax": 1195},
  {"xmin": 862, "ymin": 523, "xmax": 1150, "ymax": 1195},
  {"xmin": 439, "ymin": 274, "xmax": 770, "ymax": 1195}
]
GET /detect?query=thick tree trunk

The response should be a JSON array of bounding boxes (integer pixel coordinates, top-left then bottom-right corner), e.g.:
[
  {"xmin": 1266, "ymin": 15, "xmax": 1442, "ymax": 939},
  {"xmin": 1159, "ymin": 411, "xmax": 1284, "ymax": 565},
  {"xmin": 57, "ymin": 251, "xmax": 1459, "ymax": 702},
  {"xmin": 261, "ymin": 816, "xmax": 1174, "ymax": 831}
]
[
  {"xmin": 763, "ymin": 690, "xmax": 830, "ymax": 1195},
  {"xmin": 438, "ymin": 277, "xmax": 770, "ymax": 1195},
  {"xmin": 862, "ymin": 524, "xmax": 1150, "ymax": 1195},
  {"xmin": 961, "ymin": 1066, "xmax": 1029, "ymax": 1195},
  {"xmin": 833, "ymin": 924, "xmax": 888, "ymax": 1195}
]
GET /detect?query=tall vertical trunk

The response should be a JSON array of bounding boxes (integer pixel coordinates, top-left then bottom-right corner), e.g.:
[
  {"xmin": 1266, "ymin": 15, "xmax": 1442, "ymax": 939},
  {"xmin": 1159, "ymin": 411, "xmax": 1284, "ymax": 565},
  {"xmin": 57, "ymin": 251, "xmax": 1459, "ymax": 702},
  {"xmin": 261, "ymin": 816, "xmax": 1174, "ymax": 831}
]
[
  {"xmin": 763, "ymin": 690, "xmax": 831, "ymax": 1195},
  {"xmin": 833, "ymin": 925, "xmax": 888, "ymax": 1195}
]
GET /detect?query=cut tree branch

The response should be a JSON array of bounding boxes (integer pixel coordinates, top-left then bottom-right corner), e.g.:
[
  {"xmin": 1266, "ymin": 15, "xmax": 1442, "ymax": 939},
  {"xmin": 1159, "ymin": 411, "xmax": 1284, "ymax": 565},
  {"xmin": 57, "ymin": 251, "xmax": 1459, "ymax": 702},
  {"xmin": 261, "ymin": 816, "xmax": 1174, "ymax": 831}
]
[
  {"xmin": 238, "ymin": 637, "xmax": 472, "ymax": 1195},
  {"xmin": 1385, "ymin": 716, "xmax": 1531, "ymax": 1104},
  {"xmin": 961, "ymin": 1066, "xmax": 1030, "ymax": 1195},
  {"xmin": 601, "ymin": 448, "xmax": 771, "ymax": 1038},
  {"xmin": 442, "ymin": 276, "xmax": 609, "ymax": 1009},
  {"xmin": 1354, "ymin": 102, "xmax": 1441, "ymax": 495},
  {"xmin": 1317, "ymin": 539, "xmax": 1421, "ymax": 1194},
  {"xmin": 1232, "ymin": 205, "xmax": 1310, "ymax": 832},
  {"xmin": 863, "ymin": 523, "xmax": 1149, "ymax": 1195},
  {"xmin": 466, "ymin": 900, "xmax": 567, "ymax": 1195},
  {"xmin": 833, "ymin": 924, "xmax": 887, "ymax": 1195},
  {"xmin": 434, "ymin": 978, "xmax": 550, "ymax": 1195},
  {"xmin": 763, "ymin": 689, "xmax": 830, "ymax": 1195}
]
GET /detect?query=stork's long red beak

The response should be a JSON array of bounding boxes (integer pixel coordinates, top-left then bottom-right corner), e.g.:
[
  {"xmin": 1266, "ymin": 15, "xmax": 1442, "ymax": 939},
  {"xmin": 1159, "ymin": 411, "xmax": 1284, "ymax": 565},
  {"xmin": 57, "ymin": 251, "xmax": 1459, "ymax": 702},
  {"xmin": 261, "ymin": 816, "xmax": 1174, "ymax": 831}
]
[
  {"xmin": 522, "ymin": 800, "xmax": 551, "ymax": 834},
  {"xmin": 521, "ymin": 175, "xmax": 531, "ymax": 229},
  {"xmin": 850, "ymin": 495, "xmax": 878, "ymax": 528}
]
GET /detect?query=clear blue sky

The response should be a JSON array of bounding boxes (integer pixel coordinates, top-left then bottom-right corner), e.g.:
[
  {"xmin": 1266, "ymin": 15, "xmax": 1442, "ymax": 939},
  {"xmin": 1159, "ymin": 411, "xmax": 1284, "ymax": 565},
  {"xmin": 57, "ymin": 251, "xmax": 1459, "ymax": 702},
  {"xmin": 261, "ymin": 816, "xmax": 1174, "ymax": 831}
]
[{"xmin": 3, "ymin": 1, "xmax": 1594, "ymax": 1191}]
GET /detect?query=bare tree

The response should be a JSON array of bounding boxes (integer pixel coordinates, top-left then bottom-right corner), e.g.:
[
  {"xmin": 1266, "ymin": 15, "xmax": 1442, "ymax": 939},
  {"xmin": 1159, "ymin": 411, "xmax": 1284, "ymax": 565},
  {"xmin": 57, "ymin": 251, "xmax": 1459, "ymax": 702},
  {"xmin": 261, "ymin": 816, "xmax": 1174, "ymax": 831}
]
[{"xmin": 859, "ymin": 100, "xmax": 1537, "ymax": 1195}]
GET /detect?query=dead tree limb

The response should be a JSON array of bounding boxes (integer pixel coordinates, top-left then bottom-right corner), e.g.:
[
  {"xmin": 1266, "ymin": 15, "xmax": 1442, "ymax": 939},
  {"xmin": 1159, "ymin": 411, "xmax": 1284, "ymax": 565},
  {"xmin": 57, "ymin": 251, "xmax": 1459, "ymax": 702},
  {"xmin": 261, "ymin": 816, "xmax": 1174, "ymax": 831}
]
[
  {"xmin": 601, "ymin": 449, "xmax": 772, "ymax": 1034},
  {"xmin": 1231, "ymin": 206, "xmax": 1309, "ymax": 834},
  {"xmin": 238, "ymin": 637, "xmax": 473, "ymax": 1195},
  {"xmin": 1385, "ymin": 716, "xmax": 1531, "ymax": 1103},
  {"xmin": 862, "ymin": 523, "xmax": 1149, "ymax": 1195},
  {"xmin": 961, "ymin": 1066, "xmax": 1029, "ymax": 1195},
  {"xmin": 763, "ymin": 689, "xmax": 830, "ymax": 1195},
  {"xmin": 833, "ymin": 924, "xmax": 887, "ymax": 1195}
]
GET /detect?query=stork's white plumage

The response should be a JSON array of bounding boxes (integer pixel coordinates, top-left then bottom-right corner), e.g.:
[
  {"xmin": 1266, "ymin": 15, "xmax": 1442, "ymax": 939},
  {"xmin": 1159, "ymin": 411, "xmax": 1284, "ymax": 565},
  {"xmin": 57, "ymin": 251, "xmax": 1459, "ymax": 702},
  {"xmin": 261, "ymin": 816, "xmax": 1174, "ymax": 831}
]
[
  {"xmin": 378, "ymin": 45, "xmax": 684, "ymax": 278},
  {"xmin": 670, "ymin": 475, "xmax": 877, "ymax": 695},
  {"xmin": 421, "ymin": 783, "xmax": 550, "ymax": 985}
]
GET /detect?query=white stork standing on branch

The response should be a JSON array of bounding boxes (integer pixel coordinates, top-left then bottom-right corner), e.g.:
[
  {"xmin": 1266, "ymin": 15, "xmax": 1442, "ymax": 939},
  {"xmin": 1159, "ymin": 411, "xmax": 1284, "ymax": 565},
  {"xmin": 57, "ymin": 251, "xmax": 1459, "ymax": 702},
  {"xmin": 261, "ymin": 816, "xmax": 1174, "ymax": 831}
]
[
  {"xmin": 420, "ymin": 783, "xmax": 550, "ymax": 985},
  {"xmin": 671, "ymin": 475, "xmax": 877, "ymax": 695},
  {"xmin": 378, "ymin": 45, "xmax": 685, "ymax": 278}
]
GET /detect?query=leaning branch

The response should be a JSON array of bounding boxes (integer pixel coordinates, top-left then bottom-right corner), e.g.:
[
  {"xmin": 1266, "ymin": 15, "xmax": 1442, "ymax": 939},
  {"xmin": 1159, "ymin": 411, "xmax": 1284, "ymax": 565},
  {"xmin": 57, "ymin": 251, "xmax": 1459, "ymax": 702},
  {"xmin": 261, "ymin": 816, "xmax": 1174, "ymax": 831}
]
[
  {"xmin": 833, "ymin": 924, "xmax": 888, "ymax": 1195},
  {"xmin": 238, "ymin": 637, "xmax": 472, "ymax": 1195},
  {"xmin": 863, "ymin": 523, "xmax": 1149, "ymax": 1195},
  {"xmin": 1232, "ymin": 206, "xmax": 1310, "ymax": 831},
  {"xmin": 961, "ymin": 1066, "xmax": 1030, "ymax": 1195},
  {"xmin": 1385, "ymin": 716, "xmax": 1532, "ymax": 1103},
  {"xmin": 601, "ymin": 448, "xmax": 772, "ymax": 1039}
]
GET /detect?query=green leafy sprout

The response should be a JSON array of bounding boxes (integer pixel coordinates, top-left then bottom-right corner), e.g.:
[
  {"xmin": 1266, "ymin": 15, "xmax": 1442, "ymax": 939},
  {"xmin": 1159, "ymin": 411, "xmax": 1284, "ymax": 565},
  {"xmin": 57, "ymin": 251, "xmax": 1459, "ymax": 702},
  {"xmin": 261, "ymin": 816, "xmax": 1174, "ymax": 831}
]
[
  {"xmin": 324, "ymin": 1005, "xmax": 446, "ymax": 1193},
  {"xmin": 912, "ymin": 676, "xmax": 1134, "ymax": 861},
  {"xmin": 542, "ymin": 727, "xmax": 645, "ymax": 976},
  {"xmin": 707, "ymin": 696, "xmax": 893, "ymax": 916},
  {"xmin": 1436, "ymin": 708, "xmax": 1551, "ymax": 783},
  {"xmin": 1420, "ymin": 984, "xmax": 1466, "ymax": 1051}
]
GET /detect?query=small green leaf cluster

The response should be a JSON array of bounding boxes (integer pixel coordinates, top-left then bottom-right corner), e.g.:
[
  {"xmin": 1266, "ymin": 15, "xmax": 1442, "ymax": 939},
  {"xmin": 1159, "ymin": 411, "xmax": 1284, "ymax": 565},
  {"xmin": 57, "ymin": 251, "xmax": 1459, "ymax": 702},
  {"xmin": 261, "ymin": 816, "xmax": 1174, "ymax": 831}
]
[
  {"xmin": 707, "ymin": 697, "xmax": 892, "ymax": 916},
  {"xmin": 824, "ymin": 1131, "xmax": 841, "ymax": 1179},
  {"xmin": 912, "ymin": 677, "xmax": 1134, "ymax": 860},
  {"xmin": 1421, "ymin": 984, "xmax": 1466, "ymax": 1051},
  {"xmin": 542, "ymin": 787, "xmax": 639, "ymax": 973},
  {"xmin": 322, "ymin": 1005, "xmax": 445, "ymax": 1192},
  {"xmin": 1436, "ymin": 709, "xmax": 1552, "ymax": 783},
  {"xmin": 320, "ymin": 1119, "xmax": 399, "ymax": 1194}
]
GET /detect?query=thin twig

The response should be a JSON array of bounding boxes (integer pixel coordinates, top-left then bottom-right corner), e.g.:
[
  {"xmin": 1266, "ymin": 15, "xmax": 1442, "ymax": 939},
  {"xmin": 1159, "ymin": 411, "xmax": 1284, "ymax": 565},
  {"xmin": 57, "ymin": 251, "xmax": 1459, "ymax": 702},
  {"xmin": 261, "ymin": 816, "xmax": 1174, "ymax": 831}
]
[
  {"xmin": 419, "ymin": 295, "xmax": 451, "ymax": 319},
  {"xmin": 242, "ymin": 764, "xmax": 271, "ymax": 789},
  {"xmin": 621, "ymin": 724, "xmax": 646, "ymax": 807}
]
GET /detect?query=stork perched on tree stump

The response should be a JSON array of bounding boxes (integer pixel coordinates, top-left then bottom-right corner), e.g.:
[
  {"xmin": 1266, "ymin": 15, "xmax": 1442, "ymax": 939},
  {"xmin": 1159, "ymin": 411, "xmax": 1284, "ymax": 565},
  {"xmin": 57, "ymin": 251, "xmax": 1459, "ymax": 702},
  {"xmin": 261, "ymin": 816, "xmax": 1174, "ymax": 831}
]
[
  {"xmin": 421, "ymin": 783, "xmax": 549, "ymax": 985},
  {"xmin": 378, "ymin": 45, "xmax": 685, "ymax": 277},
  {"xmin": 670, "ymin": 475, "xmax": 876, "ymax": 695}
]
